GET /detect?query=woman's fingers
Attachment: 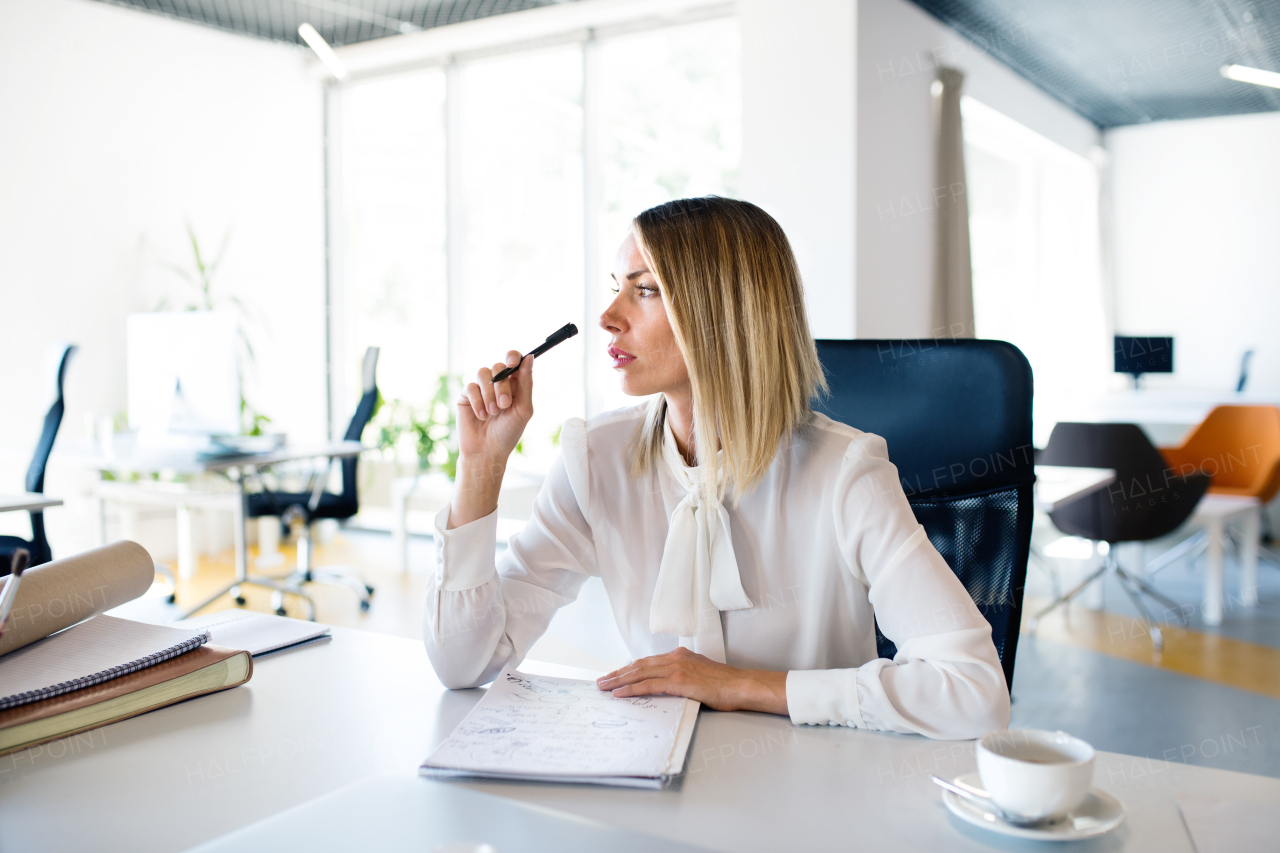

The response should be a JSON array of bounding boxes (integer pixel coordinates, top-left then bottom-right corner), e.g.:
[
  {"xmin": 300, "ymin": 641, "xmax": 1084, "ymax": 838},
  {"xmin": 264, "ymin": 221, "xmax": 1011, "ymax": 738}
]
[
  {"xmin": 598, "ymin": 657, "xmax": 672, "ymax": 689},
  {"xmin": 493, "ymin": 351, "xmax": 521, "ymax": 410},
  {"xmin": 514, "ymin": 351, "xmax": 534, "ymax": 411},
  {"xmin": 462, "ymin": 382, "xmax": 488, "ymax": 421},
  {"xmin": 477, "ymin": 366, "xmax": 498, "ymax": 416},
  {"xmin": 491, "ymin": 360, "xmax": 513, "ymax": 410},
  {"xmin": 611, "ymin": 678, "xmax": 678, "ymax": 699}
]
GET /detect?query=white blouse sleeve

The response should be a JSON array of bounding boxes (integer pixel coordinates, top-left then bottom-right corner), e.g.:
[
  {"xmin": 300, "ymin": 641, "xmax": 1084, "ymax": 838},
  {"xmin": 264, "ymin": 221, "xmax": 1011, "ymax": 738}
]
[
  {"xmin": 784, "ymin": 432, "xmax": 1011, "ymax": 740},
  {"xmin": 422, "ymin": 419, "xmax": 597, "ymax": 689}
]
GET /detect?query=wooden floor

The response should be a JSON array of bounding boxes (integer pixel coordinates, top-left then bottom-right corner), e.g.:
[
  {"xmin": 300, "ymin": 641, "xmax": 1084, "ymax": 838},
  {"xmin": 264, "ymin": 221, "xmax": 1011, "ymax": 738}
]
[
  {"xmin": 1024, "ymin": 595, "xmax": 1280, "ymax": 700},
  {"xmin": 167, "ymin": 534, "xmax": 429, "ymax": 641}
]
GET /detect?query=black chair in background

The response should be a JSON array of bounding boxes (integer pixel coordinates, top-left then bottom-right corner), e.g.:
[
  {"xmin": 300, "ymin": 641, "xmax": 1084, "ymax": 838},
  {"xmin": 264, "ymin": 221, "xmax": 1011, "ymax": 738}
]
[
  {"xmin": 247, "ymin": 347, "xmax": 380, "ymax": 615},
  {"xmin": 1032, "ymin": 422, "xmax": 1210, "ymax": 649},
  {"xmin": 1, "ymin": 344, "xmax": 76, "ymax": 576},
  {"xmin": 813, "ymin": 339, "xmax": 1035, "ymax": 692}
]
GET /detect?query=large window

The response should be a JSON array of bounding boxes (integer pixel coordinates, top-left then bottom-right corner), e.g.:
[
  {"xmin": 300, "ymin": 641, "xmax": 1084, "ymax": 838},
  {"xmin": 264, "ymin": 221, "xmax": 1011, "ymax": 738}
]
[
  {"xmin": 963, "ymin": 97, "xmax": 1110, "ymax": 445},
  {"xmin": 591, "ymin": 19, "xmax": 742, "ymax": 414},
  {"xmin": 337, "ymin": 71, "xmax": 448, "ymax": 414},
  {"xmin": 455, "ymin": 48, "xmax": 585, "ymax": 461},
  {"xmin": 330, "ymin": 16, "xmax": 741, "ymax": 466}
]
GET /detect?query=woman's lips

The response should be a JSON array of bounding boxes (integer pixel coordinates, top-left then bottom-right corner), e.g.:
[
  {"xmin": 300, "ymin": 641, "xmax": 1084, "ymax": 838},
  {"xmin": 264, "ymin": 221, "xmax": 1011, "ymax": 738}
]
[{"xmin": 609, "ymin": 346, "xmax": 637, "ymax": 369}]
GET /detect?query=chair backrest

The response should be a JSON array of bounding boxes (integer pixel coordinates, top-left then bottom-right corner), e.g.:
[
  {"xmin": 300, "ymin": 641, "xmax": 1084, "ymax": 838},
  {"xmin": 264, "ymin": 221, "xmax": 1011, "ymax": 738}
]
[
  {"xmin": 27, "ymin": 344, "xmax": 77, "ymax": 494},
  {"xmin": 1167, "ymin": 405, "xmax": 1280, "ymax": 501},
  {"xmin": 1041, "ymin": 421, "xmax": 1210, "ymax": 544},
  {"xmin": 20, "ymin": 343, "xmax": 76, "ymax": 566},
  {"xmin": 337, "ymin": 347, "xmax": 380, "ymax": 507},
  {"xmin": 813, "ymin": 339, "xmax": 1035, "ymax": 692}
]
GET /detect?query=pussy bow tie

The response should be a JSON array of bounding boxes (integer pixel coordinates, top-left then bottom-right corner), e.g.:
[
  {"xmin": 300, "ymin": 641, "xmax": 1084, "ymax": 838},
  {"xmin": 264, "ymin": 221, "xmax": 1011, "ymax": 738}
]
[{"xmin": 649, "ymin": 420, "xmax": 753, "ymax": 661}]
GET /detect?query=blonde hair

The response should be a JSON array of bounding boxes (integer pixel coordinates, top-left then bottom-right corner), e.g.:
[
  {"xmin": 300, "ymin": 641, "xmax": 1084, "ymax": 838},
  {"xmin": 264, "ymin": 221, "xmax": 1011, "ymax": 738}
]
[{"xmin": 629, "ymin": 197, "xmax": 827, "ymax": 504}]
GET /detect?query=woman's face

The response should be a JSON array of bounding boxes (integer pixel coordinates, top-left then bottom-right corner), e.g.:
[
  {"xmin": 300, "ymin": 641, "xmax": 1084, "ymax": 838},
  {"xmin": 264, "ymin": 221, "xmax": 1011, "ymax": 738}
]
[{"xmin": 600, "ymin": 231, "xmax": 690, "ymax": 398}]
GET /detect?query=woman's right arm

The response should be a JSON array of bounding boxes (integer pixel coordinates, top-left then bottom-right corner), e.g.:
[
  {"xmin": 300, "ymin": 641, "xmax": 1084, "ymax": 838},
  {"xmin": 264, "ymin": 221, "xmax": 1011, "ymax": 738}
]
[{"xmin": 424, "ymin": 351, "xmax": 596, "ymax": 688}]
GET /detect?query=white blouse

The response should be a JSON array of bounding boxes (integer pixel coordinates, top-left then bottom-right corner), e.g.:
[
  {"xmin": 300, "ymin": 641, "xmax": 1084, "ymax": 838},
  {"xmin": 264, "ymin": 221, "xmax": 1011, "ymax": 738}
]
[{"xmin": 423, "ymin": 405, "xmax": 1011, "ymax": 741}]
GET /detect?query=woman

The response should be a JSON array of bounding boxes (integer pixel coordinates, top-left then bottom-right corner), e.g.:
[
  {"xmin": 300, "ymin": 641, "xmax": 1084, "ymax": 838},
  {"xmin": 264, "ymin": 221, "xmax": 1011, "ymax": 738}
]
[{"xmin": 426, "ymin": 197, "xmax": 1009, "ymax": 740}]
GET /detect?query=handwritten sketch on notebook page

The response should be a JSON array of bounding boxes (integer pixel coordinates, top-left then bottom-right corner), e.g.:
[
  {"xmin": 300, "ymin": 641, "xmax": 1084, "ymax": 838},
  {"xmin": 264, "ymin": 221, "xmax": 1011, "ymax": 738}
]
[{"xmin": 423, "ymin": 669, "xmax": 698, "ymax": 781}]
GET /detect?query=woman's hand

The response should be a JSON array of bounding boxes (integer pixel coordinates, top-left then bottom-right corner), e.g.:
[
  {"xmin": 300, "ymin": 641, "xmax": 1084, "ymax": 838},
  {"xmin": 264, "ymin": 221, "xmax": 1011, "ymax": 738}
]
[
  {"xmin": 458, "ymin": 350, "xmax": 534, "ymax": 460},
  {"xmin": 448, "ymin": 351, "xmax": 534, "ymax": 529},
  {"xmin": 596, "ymin": 647, "xmax": 789, "ymax": 715}
]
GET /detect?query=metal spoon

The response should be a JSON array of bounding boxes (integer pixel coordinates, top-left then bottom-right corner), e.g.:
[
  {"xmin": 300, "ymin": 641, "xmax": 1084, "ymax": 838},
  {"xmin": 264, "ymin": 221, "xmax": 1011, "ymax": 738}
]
[{"xmin": 930, "ymin": 775, "xmax": 1065, "ymax": 829}]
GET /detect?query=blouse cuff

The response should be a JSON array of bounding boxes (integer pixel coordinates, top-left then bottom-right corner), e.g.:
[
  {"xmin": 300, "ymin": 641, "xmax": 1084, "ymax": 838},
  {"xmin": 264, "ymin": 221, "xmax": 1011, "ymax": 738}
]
[
  {"xmin": 432, "ymin": 504, "xmax": 499, "ymax": 591},
  {"xmin": 786, "ymin": 669, "xmax": 865, "ymax": 728}
]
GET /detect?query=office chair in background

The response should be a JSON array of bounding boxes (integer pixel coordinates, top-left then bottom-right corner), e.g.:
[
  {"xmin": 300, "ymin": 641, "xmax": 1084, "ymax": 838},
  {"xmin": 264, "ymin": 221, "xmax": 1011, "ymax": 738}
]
[
  {"xmin": 1, "ymin": 343, "xmax": 76, "ymax": 576},
  {"xmin": 247, "ymin": 347, "xmax": 380, "ymax": 615},
  {"xmin": 1033, "ymin": 422, "xmax": 1211, "ymax": 649},
  {"xmin": 814, "ymin": 339, "xmax": 1035, "ymax": 692},
  {"xmin": 1148, "ymin": 405, "xmax": 1280, "ymax": 574}
]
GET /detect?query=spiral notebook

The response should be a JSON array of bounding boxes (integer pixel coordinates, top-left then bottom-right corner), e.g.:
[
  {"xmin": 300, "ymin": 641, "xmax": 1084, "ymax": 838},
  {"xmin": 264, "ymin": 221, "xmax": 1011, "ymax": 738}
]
[
  {"xmin": 0, "ymin": 614, "xmax": 209, "ymax": 710},
  {"xmin": 421, "ymin": 668, "xmax": 700, "ymax": 789}
]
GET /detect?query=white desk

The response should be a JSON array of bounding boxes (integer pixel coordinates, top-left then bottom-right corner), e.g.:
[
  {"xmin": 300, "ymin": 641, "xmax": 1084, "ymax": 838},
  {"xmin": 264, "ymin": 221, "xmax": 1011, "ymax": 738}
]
[
  {"xmin": 61, "ymin": 441, "xmax": 364, "ymax": 617},
  {"xmin": 1189, "ymin": 494, "xmax": 1261, "ymax": 626},
  {"xmin": 2, "ymin": 628, "xmax": 1277, "ymax": 852},
  {"xmin": 0, "ymin": 493, "xmax": 62, "ymax": 514},
  {"xmin": 390, "ymin": 469, "xmax": 543, "ymax": 573},
  {"xmin": 1072, "ymin": 390, "xmax": 1280, "ymax": 430},
  {"xmin": 1034, "ymin": 465, "xmax": 1116, "ymax": 512}
]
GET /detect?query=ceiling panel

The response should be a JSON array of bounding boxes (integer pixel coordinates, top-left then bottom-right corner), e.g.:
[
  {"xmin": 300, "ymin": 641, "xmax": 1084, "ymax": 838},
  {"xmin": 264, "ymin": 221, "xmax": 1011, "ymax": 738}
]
[
  {"xmin": 89, "ymin": 0, "xmax": 1280, "ymax": 127},
  {"xmin": 910, "ymin": 0, "xmax": 1280, "ymax": 127},
  {"xmin": 90, "ymin": 0, "xmax": 579, "ymax": 47}
]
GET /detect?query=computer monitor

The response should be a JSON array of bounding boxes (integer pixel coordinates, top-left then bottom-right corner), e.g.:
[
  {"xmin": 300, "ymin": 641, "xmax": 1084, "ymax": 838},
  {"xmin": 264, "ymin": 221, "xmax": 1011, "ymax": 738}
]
[
  {"xmin": 1114, "ymin": 335, "xmax": 1173, "ymax": 387},
  {"xmin": 127, "ymin": 312, "xmax": 240, "ymax": 446}
]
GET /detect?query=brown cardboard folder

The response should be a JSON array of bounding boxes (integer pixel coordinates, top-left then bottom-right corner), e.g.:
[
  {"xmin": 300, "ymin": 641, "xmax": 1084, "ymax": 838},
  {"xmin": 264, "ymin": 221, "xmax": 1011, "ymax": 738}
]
[{"xmin": 0, "ymin": 644, "xmax": 252, "ymax": 756}]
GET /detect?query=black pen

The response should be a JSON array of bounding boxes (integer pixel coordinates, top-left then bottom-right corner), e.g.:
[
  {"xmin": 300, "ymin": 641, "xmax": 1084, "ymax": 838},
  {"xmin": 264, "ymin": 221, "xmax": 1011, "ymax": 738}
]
[{"xmin": 492, "ymin": 323, "xmax": 579, "ymax": 382}]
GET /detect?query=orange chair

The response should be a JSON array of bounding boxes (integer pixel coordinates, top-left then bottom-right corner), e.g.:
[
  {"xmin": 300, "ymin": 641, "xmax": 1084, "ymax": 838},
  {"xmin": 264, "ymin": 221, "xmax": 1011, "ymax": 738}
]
[
  {"xmin": 1148, "ymin": 405, "xmax": 1280, "ymax": 575},
  {"xmin": 1160, "ymin": 406, "xmax": 1280, "ymax": 502}
]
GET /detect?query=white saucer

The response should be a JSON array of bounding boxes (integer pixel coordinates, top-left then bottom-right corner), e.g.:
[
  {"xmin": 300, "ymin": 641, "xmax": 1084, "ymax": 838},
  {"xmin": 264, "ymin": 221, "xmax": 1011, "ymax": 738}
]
[{"xmin": 941, "ymin": 773, "xmax": 1126, "ymax": 841}]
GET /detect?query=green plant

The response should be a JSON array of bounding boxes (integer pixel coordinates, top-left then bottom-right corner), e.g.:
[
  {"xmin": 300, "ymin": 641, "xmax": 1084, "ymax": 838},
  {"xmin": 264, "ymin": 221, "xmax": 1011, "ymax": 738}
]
[{"xmin": 369, "ymin": 375, "xmax": 464, "ymax": 479}]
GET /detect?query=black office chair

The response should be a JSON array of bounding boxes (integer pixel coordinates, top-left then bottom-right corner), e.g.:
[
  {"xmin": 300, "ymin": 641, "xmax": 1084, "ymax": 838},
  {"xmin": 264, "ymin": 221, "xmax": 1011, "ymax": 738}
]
[
  {"xmin": 1032, "ymin": 422, "xmax": 1210, "ymax": 649},
  {"xmin": 1, "ymin": 344, "xmax": 76, "ymax": 577},
  {"xmin": 247, "ymin": 347, "xmax": 380, "ymax": 615},
  {"xmin": 813, "ymin": 339, "xmax": 1035, "ymax": 692}
]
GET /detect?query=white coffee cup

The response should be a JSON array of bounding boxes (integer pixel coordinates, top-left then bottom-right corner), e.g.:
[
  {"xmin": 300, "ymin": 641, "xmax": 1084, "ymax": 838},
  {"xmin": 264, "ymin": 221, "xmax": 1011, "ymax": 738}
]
[{"xmin": 976, "ymin": 729, "xmax": 1095, "ymax": 821}]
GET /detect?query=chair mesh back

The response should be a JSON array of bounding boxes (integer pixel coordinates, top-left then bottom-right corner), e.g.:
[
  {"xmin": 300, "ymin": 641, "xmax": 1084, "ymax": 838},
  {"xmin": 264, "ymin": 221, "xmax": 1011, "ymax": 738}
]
[{"xmin": 875, "ymin": 487, "xmax": 1026, "ymax": 672}]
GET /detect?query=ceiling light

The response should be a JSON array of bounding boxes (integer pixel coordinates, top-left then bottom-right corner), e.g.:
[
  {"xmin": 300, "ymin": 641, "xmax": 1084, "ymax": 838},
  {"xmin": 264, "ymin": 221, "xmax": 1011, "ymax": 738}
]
[
  {"xmin": 1220, "ymin": 64, "xmax": 1280, "ymax": 90},
  {"xmin": 298, "ymin": 23, "xmax": 348, "ymax": 81}
]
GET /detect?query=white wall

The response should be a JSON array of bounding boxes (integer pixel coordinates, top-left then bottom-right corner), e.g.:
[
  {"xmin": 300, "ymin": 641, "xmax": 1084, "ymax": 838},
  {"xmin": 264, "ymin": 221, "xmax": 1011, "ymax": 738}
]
[
  {"xmin": 739, "ymin": 0, "xmax": 857, "ymax": 339},
  {"xmin": 854, "ymin": 0, "xmax": 1100, "ymax": 337},
  {"xmin": 0, "ymin": 0, "xmax": 326, "ymax": 556},
  {"xmin": 1107, "ymin": 112, "xmax": 1280, "ymax": 395}
]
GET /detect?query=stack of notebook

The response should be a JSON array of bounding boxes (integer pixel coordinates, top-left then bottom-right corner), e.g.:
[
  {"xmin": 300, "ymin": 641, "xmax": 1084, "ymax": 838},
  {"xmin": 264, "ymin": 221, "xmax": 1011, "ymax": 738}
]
[{"xmin": 0, "ymin": 614, "xmax": 252, "ymax": 756}]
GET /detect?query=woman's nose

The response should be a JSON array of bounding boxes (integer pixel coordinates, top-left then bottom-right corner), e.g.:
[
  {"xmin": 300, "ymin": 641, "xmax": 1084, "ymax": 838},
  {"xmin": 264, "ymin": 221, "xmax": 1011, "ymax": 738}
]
[{"xmin": 600, "ymin": 294, "xmax": 626, "ymax": 334}]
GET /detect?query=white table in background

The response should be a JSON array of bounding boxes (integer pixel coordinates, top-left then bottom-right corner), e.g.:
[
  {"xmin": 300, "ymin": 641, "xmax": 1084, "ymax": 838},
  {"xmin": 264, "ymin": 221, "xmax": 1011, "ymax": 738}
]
[
  {"xmin": 1034, "ymin": 465, "xmax": 1116, "ymax": 512},
  {"xmin": 1188, "ymin": 494, "xmax": 1261, "ymax": 626},
  {"xmin": 390, "ymin": 469, "xmax": 543, "ymax": 573},
  {"xmin": 0, "ymin": 493, "xmax": 62, "ymax": 514},
  {"xmin": 60, "ymin": 440, "xmax": 364, "ymax": 617},
  {"xmin": 1, "ymin": 627, "xmax": 1277, "ymax": 853},
  {"xmin": 1071, "ymin": 390, "xmax": 1280, "ymax": 432}
]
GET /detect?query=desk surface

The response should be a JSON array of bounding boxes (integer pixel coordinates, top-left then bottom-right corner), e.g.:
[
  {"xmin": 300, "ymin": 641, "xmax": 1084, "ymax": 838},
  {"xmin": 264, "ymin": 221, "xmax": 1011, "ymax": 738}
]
[
  {"xmin": 1072, "ymin": 389, "xmax": 1280, "ymax": 427},
  {"xmin": 55, "ymin": 439, "xmax": 365, "ymax": 475},
  {"xmin": 1034, "ymin": 465, "xmax": 1116, "ymax": 512},
  {"xmin": 2, "ymin": 628, "xmax": 1277, "ymax": 853},
  {"xmin": 0, "ymin": 493, "xmax": 62, "ymax": 513}
]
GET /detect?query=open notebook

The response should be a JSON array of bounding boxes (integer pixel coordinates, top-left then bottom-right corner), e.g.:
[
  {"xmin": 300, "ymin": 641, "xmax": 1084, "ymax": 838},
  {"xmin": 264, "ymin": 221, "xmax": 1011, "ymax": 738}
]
[
  {"xmin": 0, "ymin": 615, "xmax": 208, "ymax": 710},
  {"xmin": 420, "ymin": 668, "xmax": 700, "ymax": 789},
  {"xmin": 174, "ymin": 611, "xmax": 331, "ymax": 657}
]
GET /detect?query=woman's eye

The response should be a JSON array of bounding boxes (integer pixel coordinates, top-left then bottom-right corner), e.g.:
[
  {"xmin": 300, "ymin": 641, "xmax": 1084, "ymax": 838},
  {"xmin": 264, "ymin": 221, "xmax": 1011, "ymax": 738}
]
[
  {"xmin": 609, "ymin": 283, "xmax": 620, "ymax": 295},
  {"xmin": 637, "ymin": 285, "xmax": 657, "ymax": 298}
]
